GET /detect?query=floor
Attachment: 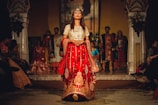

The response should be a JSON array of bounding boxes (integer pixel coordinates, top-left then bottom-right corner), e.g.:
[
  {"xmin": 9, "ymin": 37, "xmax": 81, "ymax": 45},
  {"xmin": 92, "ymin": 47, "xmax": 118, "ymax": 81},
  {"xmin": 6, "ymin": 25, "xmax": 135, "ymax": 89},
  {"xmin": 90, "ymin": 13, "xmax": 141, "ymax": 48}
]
[
  {"xmin": 0, "ymin": 88, "xmax": 158, "ymax": 105},
  {"xmin": 1, "ymin": 72, "xmax": 158, "ymax": 105}
]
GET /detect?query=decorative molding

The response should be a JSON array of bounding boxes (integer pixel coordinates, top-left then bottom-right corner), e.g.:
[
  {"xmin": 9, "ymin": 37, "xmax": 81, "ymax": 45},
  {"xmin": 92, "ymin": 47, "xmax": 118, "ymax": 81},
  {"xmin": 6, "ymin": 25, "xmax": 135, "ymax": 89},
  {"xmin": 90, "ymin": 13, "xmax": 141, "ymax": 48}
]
[
  {"xmin": 129, "ymin": 12, "xmax": 146, "ymax": 36},
  {"xmin": 125, "ymin": 0, "xmax": 148, "ymax": 12},
  {"xmin": 7, "ymin": 0, "xmax": 30, "ymax": 13},
  {"xmin": 10, "ymin": 13, "xmax": 24, "ymax": 37}
]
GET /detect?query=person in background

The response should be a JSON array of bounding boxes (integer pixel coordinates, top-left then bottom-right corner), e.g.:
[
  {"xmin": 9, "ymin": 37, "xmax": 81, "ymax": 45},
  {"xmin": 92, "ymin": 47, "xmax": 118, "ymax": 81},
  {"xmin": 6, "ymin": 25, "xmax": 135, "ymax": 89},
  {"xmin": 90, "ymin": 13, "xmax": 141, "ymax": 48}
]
[
  {"xmin": 90, "ymin": 41, "xmax": 100, "ymax": 71},
  {"xmin": 57, "ymin": 8, "xmax": 99, "ymax": 101},
  {"xmin": 0, "ymin": 37, "xmax": 31, "ymax": 90},
  {"xmin": 115, "ymin": 30, "xmax": 127, "ymax": 71},
  {"xmin": 0, "ymin": 37, "xmax": 13, "ymax": 91},
  {"xmin": 31, "ymin": 40, "xmax": 50, "ymax": 75},
  {"xmin": 111, "ymin": 33, "xmax": 118, "ymax": 71},
  {"xmin": 143, "ymin": 40, "xmax": 158, "ymax": 97},
  {"xmin": 131, "ymin": 40, "xmax": 158, "ymax": 98},
  {"xmin": 50, "ymin": 27, "xmax": 63, "ymax": 73},
  {"xmin": 9, "ymin": 40, "xmax": 30, "ymax": 74},
  {"xmin": 100, "ymin": 26, "xmax": 113, "ymax": 74},
  {"xmin": 41, "ymin": 30, "xmax": 54, "ymax": 64}
]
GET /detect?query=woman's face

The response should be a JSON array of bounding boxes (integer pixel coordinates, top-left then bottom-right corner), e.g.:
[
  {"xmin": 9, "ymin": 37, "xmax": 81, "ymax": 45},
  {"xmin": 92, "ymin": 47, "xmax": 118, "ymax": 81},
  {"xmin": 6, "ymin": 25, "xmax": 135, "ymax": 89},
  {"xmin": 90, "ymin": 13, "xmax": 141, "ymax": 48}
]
[{"xmin": 73, "ymin": 10, "xmax": 82, "ymax": 20}]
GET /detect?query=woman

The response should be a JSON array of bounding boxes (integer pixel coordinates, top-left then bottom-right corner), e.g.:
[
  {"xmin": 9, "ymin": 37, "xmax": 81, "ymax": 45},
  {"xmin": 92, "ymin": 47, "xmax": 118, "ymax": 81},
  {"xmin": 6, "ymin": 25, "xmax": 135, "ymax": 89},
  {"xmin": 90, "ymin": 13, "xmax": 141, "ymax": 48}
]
[
  {"xmin": 0, "ymin": 38, "xmax": 31, "ymax": 89},
  {"xmin": 9, "ymin": 40, "xmax": 30, "ymax": 74},
  {"xmin": 57, "ymin": 8, "xmax": 99, "ymax": 101},
  {"xmin": 116, "ymin": 30, "xmax": 127, "ymax": 70},
  {"xmin": 31, "ymin": 40, "xmax": 50, "ymax": 75}
]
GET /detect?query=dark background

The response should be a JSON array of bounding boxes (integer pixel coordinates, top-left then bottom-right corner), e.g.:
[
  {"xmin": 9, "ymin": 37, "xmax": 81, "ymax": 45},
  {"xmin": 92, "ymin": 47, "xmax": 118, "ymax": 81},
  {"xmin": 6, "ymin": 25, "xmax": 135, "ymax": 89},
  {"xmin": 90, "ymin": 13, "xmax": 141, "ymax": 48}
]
[
  {"xmin": 0, "ymin": 0, "xmax": 158, "ymax": 48},
  {"xmin": 0, "ymin": 0, "xmax": 12, "ymax": 41},
  {"xmin": 145, "ymin": 0, "xmax": 158, "ymax": 48}
]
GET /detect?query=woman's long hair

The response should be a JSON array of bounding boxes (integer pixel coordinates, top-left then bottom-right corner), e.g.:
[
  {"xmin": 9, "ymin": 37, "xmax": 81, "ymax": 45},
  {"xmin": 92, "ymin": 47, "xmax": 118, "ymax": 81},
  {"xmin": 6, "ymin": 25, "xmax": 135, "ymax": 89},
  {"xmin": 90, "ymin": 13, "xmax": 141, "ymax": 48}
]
[{"xmin": 70, "ymin": 8, "xmax": 86, "ymax": 31}]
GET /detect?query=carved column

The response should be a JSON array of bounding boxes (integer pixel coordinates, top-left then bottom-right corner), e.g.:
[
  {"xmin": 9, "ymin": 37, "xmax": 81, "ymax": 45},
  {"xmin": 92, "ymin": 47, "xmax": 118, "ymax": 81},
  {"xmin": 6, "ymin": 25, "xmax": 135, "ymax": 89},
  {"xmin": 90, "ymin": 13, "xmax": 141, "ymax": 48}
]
[
  {"xmin": 125, "ymin": 0, "xmax": 148, "ymax": 74},
  {"xmin": 127, "ymin": 13, "xmax": 135, "ymax": 74},
  {"xmin": 20, "ymin": 13, "xmax": 29, "ymax": 62},
  {"xmin": 7, "ymin": 0, "xmax": 30, "ymax": 62}
]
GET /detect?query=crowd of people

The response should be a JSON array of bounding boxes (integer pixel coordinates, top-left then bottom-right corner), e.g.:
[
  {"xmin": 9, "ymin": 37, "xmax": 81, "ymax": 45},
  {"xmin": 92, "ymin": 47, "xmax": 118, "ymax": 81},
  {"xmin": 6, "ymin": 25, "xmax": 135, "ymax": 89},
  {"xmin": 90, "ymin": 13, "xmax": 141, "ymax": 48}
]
[
  {"xmin": 28, "ymin": 24, "xmax": 128, "ymax": 76},
  {"xmin": 1, "ymin": 7, "xmax": 158, "ymax": 101},
  {"xmin": 30, "ymin": 27, "xmax": 63, "ymax": 74},
  {"xmin": 89, "ymin": 26, "xmax": 128, "ymax": 74}
]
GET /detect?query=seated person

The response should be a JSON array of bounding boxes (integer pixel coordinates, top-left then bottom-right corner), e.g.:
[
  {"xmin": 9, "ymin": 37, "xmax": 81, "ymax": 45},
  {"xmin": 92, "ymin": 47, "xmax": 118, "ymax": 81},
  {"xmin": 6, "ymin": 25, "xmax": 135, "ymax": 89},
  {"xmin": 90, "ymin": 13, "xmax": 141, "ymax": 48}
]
[
  {"xmin": 0, "ymin": 37, "xmax": 14, "ymax": 91},
  {"xmin": 144, "ymin": 40, "xmax": 158, "ymax": 91},
  {"xmin": 0, "ymin": 38, "xmax": 32, "ymax": 90},
  {"xmin": 9, "ymin": 40, "xmax": 30, "ymax": 74},
  {"xmin": 131, "ymin": 40, "xmax": 158, "ymax": 91}
]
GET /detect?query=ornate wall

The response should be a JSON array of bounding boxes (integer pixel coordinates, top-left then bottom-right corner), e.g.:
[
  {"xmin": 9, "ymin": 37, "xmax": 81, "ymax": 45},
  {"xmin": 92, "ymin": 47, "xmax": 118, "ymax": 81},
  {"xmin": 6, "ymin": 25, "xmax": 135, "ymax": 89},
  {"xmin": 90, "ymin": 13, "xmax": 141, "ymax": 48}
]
[
  {"xmin": 7, "ymin": 0, "xmax": 30, "ymax": 62},
  {"xmin": 125, "ymin": 0, "xmax": 148, "ymax": 74}
]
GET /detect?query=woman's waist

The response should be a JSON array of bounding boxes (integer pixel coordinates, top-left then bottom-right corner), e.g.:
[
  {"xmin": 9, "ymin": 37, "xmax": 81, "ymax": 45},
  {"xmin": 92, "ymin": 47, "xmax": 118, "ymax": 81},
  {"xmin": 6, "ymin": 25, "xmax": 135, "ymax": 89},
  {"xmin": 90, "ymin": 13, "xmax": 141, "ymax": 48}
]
[{"xmin": 68, "ymin": 42, "xmax": 86, "ymax": 46}]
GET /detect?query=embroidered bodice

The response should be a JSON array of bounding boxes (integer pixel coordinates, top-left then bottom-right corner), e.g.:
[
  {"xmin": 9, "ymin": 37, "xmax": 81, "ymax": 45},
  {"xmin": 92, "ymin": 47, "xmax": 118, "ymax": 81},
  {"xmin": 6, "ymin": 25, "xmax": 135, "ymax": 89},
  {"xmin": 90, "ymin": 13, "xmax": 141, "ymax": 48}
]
[{"xmin": 63, "ymin": 24, "xmax": 89, "ymax": 40}]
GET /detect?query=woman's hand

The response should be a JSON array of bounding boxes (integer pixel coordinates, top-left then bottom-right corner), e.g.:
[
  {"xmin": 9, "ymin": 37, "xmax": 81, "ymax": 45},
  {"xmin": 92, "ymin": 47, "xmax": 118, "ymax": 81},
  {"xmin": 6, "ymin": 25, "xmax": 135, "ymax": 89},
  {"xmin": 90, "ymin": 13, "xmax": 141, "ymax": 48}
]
[
  {"xmin": 76, "ymin": 40, "xmax": 85, "ymax": 46},
  {"xmin": 70, "ymin": 40, "xmax": 85, "ymax": 46}
]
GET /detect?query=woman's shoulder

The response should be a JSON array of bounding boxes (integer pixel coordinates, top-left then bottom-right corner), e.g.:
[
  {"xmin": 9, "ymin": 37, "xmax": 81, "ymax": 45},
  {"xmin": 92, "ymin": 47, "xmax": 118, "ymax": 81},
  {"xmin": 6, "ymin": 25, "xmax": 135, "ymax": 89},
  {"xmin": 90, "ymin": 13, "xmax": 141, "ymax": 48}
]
[
  {"xmin": 65, "ymin": 24, "xmax": 71, "ymax": 28},
  {"xmin": 64, "ymin": 24, "xmax": 71, "ymax": 30}
]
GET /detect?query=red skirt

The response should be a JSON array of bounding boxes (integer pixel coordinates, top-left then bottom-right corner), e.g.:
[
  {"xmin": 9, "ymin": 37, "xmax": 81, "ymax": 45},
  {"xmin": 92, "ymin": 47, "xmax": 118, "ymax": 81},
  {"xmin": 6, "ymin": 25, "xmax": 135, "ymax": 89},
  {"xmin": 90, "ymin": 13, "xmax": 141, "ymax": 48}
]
[{"xmin": 57, "ymin": 43, "xmax": 96, "ymax": 101}]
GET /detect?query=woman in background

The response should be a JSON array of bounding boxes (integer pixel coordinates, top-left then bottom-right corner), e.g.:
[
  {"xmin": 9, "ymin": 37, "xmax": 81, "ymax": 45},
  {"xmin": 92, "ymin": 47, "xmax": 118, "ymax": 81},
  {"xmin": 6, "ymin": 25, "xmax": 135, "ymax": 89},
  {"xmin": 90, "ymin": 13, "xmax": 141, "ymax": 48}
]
[
  {"xmin": 31, "ymin": 40, "xmax": 50, "ymax": 74},
  {"xmin": 0, "ymin": 37, "xmax": 31, "ymax": 89},
  {"xmin": 9, "ymin": 40, "xmax": 30, "ymax": 74}
]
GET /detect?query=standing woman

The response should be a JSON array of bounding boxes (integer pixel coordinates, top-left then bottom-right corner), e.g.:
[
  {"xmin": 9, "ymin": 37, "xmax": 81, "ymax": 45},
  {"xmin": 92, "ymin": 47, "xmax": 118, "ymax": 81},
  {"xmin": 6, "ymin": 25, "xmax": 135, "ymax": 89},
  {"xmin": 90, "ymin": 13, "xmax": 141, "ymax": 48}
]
[{"xmin": 58, "ymin": 8, "xmax": 99, "ymax": 101}]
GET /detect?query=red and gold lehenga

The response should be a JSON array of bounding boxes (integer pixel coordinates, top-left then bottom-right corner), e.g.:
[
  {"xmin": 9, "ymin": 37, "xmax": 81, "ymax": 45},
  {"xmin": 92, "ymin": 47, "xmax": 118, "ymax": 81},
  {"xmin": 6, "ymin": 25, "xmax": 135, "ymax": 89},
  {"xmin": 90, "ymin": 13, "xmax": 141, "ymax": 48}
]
[{"xmin": 57, "ymin": 24, "xmax": 98, "ymax": 101}]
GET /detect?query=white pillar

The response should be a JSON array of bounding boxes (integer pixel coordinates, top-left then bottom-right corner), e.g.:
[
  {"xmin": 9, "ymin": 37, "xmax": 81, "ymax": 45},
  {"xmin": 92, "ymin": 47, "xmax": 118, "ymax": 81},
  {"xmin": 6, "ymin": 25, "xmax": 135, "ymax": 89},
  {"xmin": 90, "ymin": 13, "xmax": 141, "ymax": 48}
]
[
  {"xmin": 127, "ymin": 13, "xmax": 135, "ymax": 74},
  {"xmin": 127, "ymin": 12, "xmax": 147, "ymax": 74},
  {"xmin": 125, "ymin": 0, "xmax": 148, "ymax": 74},
  {"xmin": 20, "ymin": 13, "xmax": 29, "ymax": 62},
  {"xmin": 7, "ymin": 0, "xmax": 30, "ymax": 63}
]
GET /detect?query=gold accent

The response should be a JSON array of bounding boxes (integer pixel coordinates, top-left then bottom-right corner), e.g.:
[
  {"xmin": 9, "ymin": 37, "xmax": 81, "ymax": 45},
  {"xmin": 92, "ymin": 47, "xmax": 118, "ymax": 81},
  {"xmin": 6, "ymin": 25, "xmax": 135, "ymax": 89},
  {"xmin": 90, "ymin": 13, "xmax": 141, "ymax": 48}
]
[
  {"xmin": 74, "ymin": 72, "xmax": 83, "ymax": 85},
  {"xmin": 62, "ymin": 73, "xmax": 95, "ymax": 100},
  {"xmin": 75, "ymin": 8, "xmax": 82, "ymax": 12},
  {"xmin": 72, "ymin": 94, "xmax": 78, "ymax": 101}
]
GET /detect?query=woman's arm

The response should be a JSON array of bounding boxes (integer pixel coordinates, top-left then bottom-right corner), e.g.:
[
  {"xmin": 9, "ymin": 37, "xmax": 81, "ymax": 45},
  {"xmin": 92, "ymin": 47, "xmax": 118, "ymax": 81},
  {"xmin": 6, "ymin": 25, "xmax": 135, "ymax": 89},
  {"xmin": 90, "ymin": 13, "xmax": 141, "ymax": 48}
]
[
  {"xmin": 62, "ymin": 35, "xmax": 69, "ymax": 55},
  {"xmin": 85, "ymin": 36, "xmax": 99, "ymax": 72},
  {"xmin": 70, "ymin": 39, "xmax": 85, "ymax": 46},
  {"xmin": 147, "ymin": 53, "xmax": 158, "ymax": 64},
  {"xmin": 149, "ymin": 53, "xmax": 158, "ymax": 60}
]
